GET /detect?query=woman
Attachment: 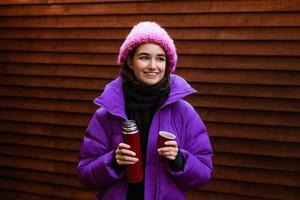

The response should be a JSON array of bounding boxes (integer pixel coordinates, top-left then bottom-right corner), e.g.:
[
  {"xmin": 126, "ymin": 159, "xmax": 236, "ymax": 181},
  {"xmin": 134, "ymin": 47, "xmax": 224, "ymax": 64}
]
[{"xmin": 77, "ymin": 21, "xmax": 213, "ymax": 200}]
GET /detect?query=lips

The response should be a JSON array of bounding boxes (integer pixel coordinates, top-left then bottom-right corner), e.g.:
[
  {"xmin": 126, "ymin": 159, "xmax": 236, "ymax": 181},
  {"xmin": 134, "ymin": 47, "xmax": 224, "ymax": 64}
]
[{"xmin": 144, "ymin": 72, "xmax": 159, "ymax": 78}]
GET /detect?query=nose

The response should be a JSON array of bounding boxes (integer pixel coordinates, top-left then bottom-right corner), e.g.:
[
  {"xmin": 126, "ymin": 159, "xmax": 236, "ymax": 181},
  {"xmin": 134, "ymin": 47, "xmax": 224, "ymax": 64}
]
[{"xmin": 148, "ymin": 58, "xmax": 157, "ymax": 70}]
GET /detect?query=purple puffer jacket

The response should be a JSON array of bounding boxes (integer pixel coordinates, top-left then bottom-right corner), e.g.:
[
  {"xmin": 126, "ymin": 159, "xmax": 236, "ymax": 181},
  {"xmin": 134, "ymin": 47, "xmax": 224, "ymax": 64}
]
[{"xmin": 77, "ymin": 74, "xmax": 213, "ymax": 200}]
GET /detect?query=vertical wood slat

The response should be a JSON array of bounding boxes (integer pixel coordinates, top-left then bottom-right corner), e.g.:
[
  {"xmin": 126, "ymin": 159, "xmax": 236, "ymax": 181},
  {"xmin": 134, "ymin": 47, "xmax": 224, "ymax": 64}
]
[{"xmin": 0, "ymin": 1, "xmax": 299, "ymax": 200}]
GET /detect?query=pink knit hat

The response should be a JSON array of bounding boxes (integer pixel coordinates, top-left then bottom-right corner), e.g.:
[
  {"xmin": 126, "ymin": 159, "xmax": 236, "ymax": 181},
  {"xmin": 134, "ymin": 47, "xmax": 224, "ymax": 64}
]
[{"xmin": 118, "ymin": 21, "xmax": 177, "ymax": 73}]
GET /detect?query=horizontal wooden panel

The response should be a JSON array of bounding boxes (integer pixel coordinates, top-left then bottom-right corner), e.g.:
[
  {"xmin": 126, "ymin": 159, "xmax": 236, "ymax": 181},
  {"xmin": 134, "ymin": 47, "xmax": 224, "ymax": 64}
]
[
  {"xmin": 1, "ymin": 146, "xmax": 298, "ymax": 189},
  {"xmin": 1, "ymin": 105, "xmax": 298, "ymax": 128},
  {"xmin": 178, "ymin": 69, "xmax": 300, "ymax": 86},
  {"xmin": 1, "ymin": 27, "xmax": 300, "ymax": 40},
  {"xmin": 1, "ymin": 95, "xmax": 298, "ymax": 114},
  {"xmin": 179, "ymin": 55, "xmax": 300, "ymax": 71},
  {"xmin": 0, "ymin": 108, "xmax": 90, "ymax": 126},
  {"xmin": 1, "ymin": 122, "xmax": 299, "ymax": 164},
  {"xmin": 0, "ymin": 132, "xmax": 81, "ymax": 151},
  {"xmin": 0, "ymin": 52, "xmax": 117, "ymax": 65},
  {"xmin": 1, "ymin": 63, "xmax": 120, "ymax": 78},
  {"xmin": 0, "ymin": 0, "xmax": 49, "ymax": 4},
  {"xmin": 186, "ymin": 190, "xmax": 272, "ymax": 200},
  {"xmin": 214, "ymin": 152, "xmax": 300, "ymax": 171},
  {"xmin": 0, "ymin": 177, "xmax": 94, "ymax": 199},
  {"xmin": 206, "ymin": 122, "xmax": 300, "ymax": 142},
  {"xmin": 205, "ymin": 179, "xmax": 299, "ymax": 200},
  {"xmin": 0, "ymin": 135, "xmax": 299, "ymax": 160},
  {"xmin": 2, "ymin": 68, "xmax": 299, "ymax": 86},
  {"xmin": 0, "ymin": 75, "xmax": 108, "ymax": 90},
  {"xmin": 2, "ymin": 52, "xmax": 300, "ymax": 71},
  {"xmin": 4, "ymin": 168, "xmax": 298, "ymax": 198},
  {"xmin": 0, "ymin": 28, "xmax": 131, "ymax": 40},
  {"xmin": 192, "ymin": 83, "xmax": 300, "ymax": 99},
  {"xmin": 1, "ymin": 13, "xmax": 300, "ymax": 28},
  {"xmin": 0, "ymin": 189, "xmax": 69, "ymax": 200},
  {"xmin": 1, "ymin": 133, "xmax": 300, "ymax": 173},
  {"xmin": 0, "ymin": 123, "xmax": 300, "ymax": 170},
  {"xmin": 1, "ymin": 83, "xmax": 299, "ymax": 101},
  {"xmin": 1, "ymin": 1, "xmax": 300, "ymax": 16},
  {"xmin": 0, "ymin": 39, "xmax": 117, "ymax": 54},
  {"xmin": 1, "ymin": 119, "xmax": 299, "ymax": 144},
  {"xmin": 170, "ymin": 27, "xmax": 300, "ymax": 41},
  {"xmin": 0, "ymin": 0, "xmax": 150, "ymax": 5},
  {"xmin": 187, "ymin": 95, "xmax": 300, "ymax": 112},
  {"xmin": 199, "ymin": 108, "xmax": 300, "ymax": 127},
  {"xmin": 2, "ymin": 150, "xmax": 297, "ymax": 182},
  {"xmin": 0, "ymin": 121, "xmax": 85, "ymax": 139},
  {"xmin": 212, "ymin": 137, "xmax": 300, "ymax": 158},
  {"xmin": 0, "ymin": 97, "xmax": 96, "ymax": 114},
  {"xmin": 0, "ymin": 85, "xmax": 97, "ymax": 101},
  {"xmin": 213, "ymin": 165, "xmax": 299, "ymax": 187},
  {"xmin": 1, "ymin": 149, "xmax": 297, "ymax": 180},
  {"xmin": 0, "ymin": 144, "xmax": 77, "ymax": 163},
  {"xmin": 0, "ymin": 166, "xmax": 82, "ymax": 187},
  {"xmin": 1, "ymin": 40, "xmax": 300, "ymax": 56},
  {"xmin": 0, "ymin": 154, "xmax": 77, "ymax": 175},
  {"xmin": 1, "ymin": 102, "xmax": 298, "ymax": 128},
  {"xmin": 177, "ymin": 41, "xmax": 300, "ymax": 56}
]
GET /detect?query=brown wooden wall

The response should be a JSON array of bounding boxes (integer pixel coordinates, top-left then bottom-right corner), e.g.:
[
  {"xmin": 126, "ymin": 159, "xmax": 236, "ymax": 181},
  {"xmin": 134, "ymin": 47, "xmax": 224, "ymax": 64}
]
[{"xmin": 0, "ymin": 0, "xmax": 300, "ymax": 199}]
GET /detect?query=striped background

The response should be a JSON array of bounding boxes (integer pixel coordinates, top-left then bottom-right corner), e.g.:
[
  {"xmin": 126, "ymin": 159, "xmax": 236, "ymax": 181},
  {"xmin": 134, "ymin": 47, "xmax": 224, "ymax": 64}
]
[{"xmin": 0, "ymin": 1, "xmax": 299, "ymax": 199}]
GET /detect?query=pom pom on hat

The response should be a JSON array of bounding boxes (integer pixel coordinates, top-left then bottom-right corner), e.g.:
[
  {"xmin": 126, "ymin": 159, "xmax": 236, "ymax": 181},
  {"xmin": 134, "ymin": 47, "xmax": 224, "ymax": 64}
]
[{"xmin": 118, "ymin": 21, "xmax": 177, "ymax": 73}]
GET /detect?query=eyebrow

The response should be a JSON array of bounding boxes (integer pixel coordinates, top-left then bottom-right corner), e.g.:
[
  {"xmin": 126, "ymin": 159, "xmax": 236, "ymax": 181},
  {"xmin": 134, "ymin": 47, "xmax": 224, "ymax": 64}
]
[{"xmin": 137, "ymin": 52, "xmax": 166, "ymax": 57}]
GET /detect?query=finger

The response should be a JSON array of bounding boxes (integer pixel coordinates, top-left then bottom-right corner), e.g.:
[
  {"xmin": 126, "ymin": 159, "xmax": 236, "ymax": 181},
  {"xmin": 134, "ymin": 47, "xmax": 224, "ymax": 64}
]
[
  {"xmin": 116, "ymin": 148, "xmax": 136, "ymax": 157},
  {"xmin": 116, "ymin": 155, "xmax": 139, "ymax": 165},
  {"xmin": 158, "ymin": 150, "xmax": 178, "ymax": 160},
  {"xmin": 157, "ymin": 147, "xmax": 178, "ymax": 154},
  {"xmin": 157, "ymin": 151, "xmax": 177, "ymax": 158},
  {"xmin": 117, "ymin": 160, "xmax": 138, "ymax": 165},
  {"xmin": 116, "ymin": 154, "xmax": 139, "ymax": 162},
  {"xmin": 164, "ymin": 140, "xmax": 178, "ymax": 147},
  {"xmin": 118, "ymin": 143, "xmax": 131, "ymax": 149},
  {"xmin": 165, "ymin": 155, "xmax": 176, "ymax": 160}
]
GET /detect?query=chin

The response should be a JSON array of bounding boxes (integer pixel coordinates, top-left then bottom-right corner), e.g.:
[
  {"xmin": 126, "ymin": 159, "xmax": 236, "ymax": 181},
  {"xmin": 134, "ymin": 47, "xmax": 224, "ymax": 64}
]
[
  {"xmin": 142, "ymin": 79, "xmax": 160, "ymax": 86},
  {"xmin": 144, "ymin": 81, "xmax": 158, "ymax": 86}
]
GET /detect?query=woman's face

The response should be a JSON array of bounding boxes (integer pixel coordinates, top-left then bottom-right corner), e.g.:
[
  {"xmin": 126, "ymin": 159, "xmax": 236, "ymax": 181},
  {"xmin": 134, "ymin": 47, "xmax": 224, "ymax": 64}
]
[{"xmin": 128, "ymin": 43, "xmax": 167, "ymax": 86}]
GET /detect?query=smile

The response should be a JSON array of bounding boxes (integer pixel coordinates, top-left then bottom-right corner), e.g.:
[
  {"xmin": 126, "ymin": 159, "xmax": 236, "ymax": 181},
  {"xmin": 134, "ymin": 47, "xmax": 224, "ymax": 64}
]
[{"xmin": 144, "ymin": 72, "xmax": 159, "ymax": 77}]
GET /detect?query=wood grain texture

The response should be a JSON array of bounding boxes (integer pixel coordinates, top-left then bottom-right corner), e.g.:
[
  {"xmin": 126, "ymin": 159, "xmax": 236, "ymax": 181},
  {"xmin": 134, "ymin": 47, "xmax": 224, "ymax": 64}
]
[
  {"xmin": 1, "ymin": 27, "xmax": 300, "ymax": 40},
  {"xmin": 1, "ymin": 1, "xmax": 300, "ymax": 15},
  {"xmin": 0, "ymin": 0, "xmax": 299, "ymax": 199},
  {"xmin": 1, "ymin": 13, "xmax": 300, "ymax": 28}
]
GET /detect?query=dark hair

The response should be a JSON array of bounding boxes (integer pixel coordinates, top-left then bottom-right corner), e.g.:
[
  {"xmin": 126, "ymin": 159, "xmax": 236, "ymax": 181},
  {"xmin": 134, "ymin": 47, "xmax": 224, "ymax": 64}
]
[
  {"xmin": 121, "ymin": 47, "xmax": 140, "ymax": 85},
  {"xmin": 121, "ymin": 63, "xmax": 139, "ymax": 85}
]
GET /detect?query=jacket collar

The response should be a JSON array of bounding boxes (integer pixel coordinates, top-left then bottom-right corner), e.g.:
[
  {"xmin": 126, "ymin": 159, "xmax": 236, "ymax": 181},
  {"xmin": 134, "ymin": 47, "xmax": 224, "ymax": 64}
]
[{"xmin": 93, "ymin": 75, "xmax": 196, "ymax": 119}]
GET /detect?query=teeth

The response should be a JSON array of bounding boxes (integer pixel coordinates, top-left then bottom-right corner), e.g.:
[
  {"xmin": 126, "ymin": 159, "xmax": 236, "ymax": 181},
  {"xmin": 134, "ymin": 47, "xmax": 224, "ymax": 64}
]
[{"xmin": 145, "ymin": 72, "xmax": 157, "ymax": 76}]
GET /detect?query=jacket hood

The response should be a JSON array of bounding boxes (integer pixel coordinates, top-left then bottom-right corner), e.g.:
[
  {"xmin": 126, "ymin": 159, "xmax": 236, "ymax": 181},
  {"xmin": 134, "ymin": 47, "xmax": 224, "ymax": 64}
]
[{"xmin": 93, "ymin": 74, "xmax": 196, "ymax": 119}]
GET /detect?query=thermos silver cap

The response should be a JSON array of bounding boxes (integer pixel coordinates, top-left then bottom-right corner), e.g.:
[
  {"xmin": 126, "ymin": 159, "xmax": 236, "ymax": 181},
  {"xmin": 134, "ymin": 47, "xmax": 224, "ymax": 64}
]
[{"xmin": 123, "ymin": 120, "xmax": 138, "ymax": 133}]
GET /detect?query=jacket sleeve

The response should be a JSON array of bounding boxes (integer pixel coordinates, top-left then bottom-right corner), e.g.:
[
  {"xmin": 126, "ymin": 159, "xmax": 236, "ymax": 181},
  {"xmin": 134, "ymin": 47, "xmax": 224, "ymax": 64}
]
[
  {"xmin": 77, "ymin": 108, "xmax": 124, "ymax": 189},
  {"xmin": 166, "ymin": 103, "xmax": 213, "ymax": 189}
]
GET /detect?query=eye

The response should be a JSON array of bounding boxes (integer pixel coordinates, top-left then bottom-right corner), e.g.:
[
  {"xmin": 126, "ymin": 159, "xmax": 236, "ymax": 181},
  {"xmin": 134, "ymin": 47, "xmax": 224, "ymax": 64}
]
[
  {"xmin": 157, "ymin": 57, "xmax": 166, "ymax": 62},
  {"xmin": 139, "ymin": 56, "xmax": 149, "ymax": 61}
]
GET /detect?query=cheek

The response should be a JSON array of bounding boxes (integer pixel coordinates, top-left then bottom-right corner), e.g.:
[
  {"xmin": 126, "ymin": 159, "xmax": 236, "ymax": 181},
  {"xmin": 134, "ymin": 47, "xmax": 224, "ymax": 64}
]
[
  {"xmin": 159, "ymin": 64, "xmax": 166, "ymax": 73},
  {"xmin": 132, "ymin": 60, "xmax": 146, "ymax": 69},
  {"xmin": 132, "ymin": 65, "xmax": 145, "ymax": 79}
]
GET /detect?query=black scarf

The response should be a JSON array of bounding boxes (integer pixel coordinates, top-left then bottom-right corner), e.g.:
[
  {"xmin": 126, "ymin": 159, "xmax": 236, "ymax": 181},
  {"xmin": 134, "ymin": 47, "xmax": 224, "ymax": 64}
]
[
  {"xmin": 123, "ymin": 75, "xmax": 169, "ymax": 200},
  {"xmin": 123, "ymin": 76, "xmax": 169, "ymax": 159}
]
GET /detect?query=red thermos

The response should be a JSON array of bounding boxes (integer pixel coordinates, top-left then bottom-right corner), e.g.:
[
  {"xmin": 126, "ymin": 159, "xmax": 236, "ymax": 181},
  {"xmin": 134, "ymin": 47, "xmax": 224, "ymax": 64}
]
[{"xmin": 122, "ymin": 120, "xmax": 144, "ymax": 183}]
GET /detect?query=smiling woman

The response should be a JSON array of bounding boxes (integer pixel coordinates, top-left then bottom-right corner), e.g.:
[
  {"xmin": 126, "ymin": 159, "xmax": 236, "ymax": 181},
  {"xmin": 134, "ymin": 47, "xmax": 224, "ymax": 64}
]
[
  {"xmin": 127, "ymin": 43, "xmax": 167, "ymax": 86},
  {"xmin": 77, "ymin": 21, "xmax": 213, "ymax": 200}
]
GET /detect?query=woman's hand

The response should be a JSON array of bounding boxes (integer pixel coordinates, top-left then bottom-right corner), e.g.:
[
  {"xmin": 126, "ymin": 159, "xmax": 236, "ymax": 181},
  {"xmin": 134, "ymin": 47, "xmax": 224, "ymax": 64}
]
[
  {"xmin": 157, "ymin": 140, "xmax": 178, "ymax": 160},
  {"xmin": 115, "ymin": 143, "xmax": 139, "ymax": 165}
]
